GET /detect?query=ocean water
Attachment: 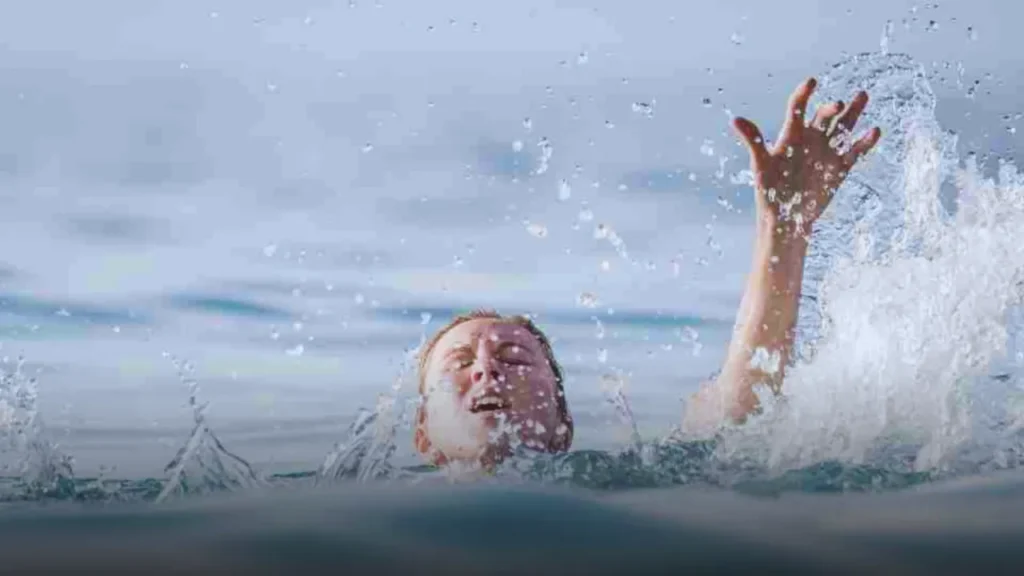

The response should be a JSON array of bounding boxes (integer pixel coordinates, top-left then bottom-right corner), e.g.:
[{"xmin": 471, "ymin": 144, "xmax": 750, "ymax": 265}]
[{"xmin": 1, "ymin": 0, "xmax": 1024, "ymax": 571}]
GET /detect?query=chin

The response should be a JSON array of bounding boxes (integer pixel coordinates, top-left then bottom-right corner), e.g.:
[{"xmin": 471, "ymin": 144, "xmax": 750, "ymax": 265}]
[{"xmin": 424, "ymin": 406, "xmax": 559, "ymax": 466}]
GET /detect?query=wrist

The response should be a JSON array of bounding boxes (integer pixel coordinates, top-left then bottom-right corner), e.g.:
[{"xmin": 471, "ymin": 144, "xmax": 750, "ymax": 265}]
[{"xmin": 755, "ymin": 213, "xmax": 811, "ymax": 254}]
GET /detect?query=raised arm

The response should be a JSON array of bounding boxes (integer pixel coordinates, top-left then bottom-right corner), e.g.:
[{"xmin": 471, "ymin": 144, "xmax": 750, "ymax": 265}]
[{"xmin": 682, "ymin": 77, "xmax": 881, "ymax": 434}]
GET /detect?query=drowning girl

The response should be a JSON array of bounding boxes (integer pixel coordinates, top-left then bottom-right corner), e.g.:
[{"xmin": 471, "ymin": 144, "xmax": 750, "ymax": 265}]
[{"xmin": 412, "ymin": 77, "xmax": 882, "ymax": 471}]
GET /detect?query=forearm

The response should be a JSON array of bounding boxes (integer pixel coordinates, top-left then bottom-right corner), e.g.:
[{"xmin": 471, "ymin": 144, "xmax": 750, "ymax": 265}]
[{"xmin": 714, "ymin": 215, "xmax": 810, "ymax": 418}]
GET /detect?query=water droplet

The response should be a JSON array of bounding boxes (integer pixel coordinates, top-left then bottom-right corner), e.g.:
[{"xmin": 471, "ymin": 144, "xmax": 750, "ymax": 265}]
[
  {"xmin": 420, "ymin": 312, "xmax": 432, "ymax": 325},
  {"xmin": 526, "ymin": 222, "xmax": 548, "ymax": 238},
  {"xmin": 112, "ymin": 326, "xmax": 121, "ymax": 333},
  {"xmin": 604, "ymin": 120, "xmax": 615, "ymax": 129},
  {"xmin": 523, "ymin": 117, "xmax": 533, "ymax": 131},
  {"xmin": 558, "ymin": 179, "xmax": 572, "ymax": 201},
  {"xmin": 270, "ymin": 329, "xmax": 280, "ymax": 340},
  {"xmin": 577, "ymin": 292, "xmax": 598, "ymax": 308},
  {"xmin": 700, "ymin": 139, "xmax": 715, "ymax": 156},
  {"xmin": 577, "ymin": 51, "xmax": 589, "ymax": 65},
  {"xmin": 880, "ymin": 20, "xmax": 894, "ymax": 54},
  {"xmin": 512, "ymin": 140, "xmax": 524, "ymax": 152},
  {"xmin": 536, "ymin": 137, "xmax": 553, "ymax": 175},
  {"xmin": 600, "ymin": 260, "xmax": 611, "ymax": 272},
  {"xmin": 578, "ymin": 207, "xmax": 594, "ymax": 222},
  {"xmin": 354, "ymin": 293, "xmax": 365, "ymax": 305},
  {"xmin": 730, "ymin": 32, "xmax": 744, "ymax": 45},
  {"xmin": 968, "ymin": 26, "xmax": 978, "ymax": 41},
  {"xmin": 702, "ymin": 97, "xmax": 712, "ymax": 108},
  {"xmin": 286, "ymin": 344, "xmax": 305, "ymax": 357},
  {"xmin": 927, "ymin": 20, "xmax": 939, "ymax": 32},
  {"xmin": 55, "ymin": 308, "xmax": 71, "ymax": 317},
  {"xmin": 597, "ymin": 348, "xmax": 608, "ymax": 363},
  {"xmin": 263, "ymin": 244, "xmax": 278, "ymax": 257},
  {"xmin": 631, "ymin": 101, "xmax": 655, "ymax": 118},
  {"xmin": 361, "ymin": 143, "xmax": 374, "ymax": 153}
]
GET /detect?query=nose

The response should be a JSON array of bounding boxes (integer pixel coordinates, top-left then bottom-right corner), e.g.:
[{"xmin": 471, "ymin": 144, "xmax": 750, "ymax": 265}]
[{"xmin": 471, "ymin": 355, "xmax": 502, "ymax": 385}]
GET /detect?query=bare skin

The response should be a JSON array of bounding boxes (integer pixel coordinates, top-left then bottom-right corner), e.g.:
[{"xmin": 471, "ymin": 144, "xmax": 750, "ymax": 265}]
[
  {"xmin": 682, "ymin": 77, "xmax": 882, "ymax": 434},
  {"xmin": 415, "ymin": 316, "xmax": 571, "ymax": 469}
]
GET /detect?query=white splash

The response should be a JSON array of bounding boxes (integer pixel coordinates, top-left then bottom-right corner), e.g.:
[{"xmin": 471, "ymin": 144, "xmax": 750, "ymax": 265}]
[{"xmin": 717, "ymin": 53, "xmax": 1024, "ymax": 475}]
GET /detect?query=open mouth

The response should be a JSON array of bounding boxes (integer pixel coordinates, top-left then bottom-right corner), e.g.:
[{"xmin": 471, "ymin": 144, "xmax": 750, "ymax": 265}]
[{"xmin": 469, "ymin": 395, "xmax": 507, "ymax": 413}]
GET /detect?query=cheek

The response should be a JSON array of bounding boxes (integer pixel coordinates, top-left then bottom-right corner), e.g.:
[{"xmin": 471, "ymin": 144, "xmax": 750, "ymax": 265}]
[
  {"xmin": 425, "ymin": 370, "xmax": 471, "ymax": 401},
  {"xmin": 509, "ymin": 375, "xmax": 559, "ymax": 418},
  {"xmin": 422, "ymin": 380, "xmax": 490, "ymax": 453}
]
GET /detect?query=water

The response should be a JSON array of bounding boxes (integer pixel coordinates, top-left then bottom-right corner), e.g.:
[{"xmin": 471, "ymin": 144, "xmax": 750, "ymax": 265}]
[{"xmin": 3, "ymin": 2, "xmax": 1024, "ymax": 570}]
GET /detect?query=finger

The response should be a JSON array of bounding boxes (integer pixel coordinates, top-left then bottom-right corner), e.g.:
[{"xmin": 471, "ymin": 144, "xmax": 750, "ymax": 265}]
[
  {"xmin": 811, "ymin": 101, "xmax": 845, "ymax": 132},
  {"xmin": 732, "ymin": 116, "xmax": 770, "ymax": 166},
  {"xmin": 842, "ymin": 127, "xmax": 882, "ymax": 166},
  {"xmin": 834, "ymin": 90, "xmax": 869, "ymax": 134},
  {"xmin": 780, "ymin": 77, "xmax": 817, "ymax": 140}
]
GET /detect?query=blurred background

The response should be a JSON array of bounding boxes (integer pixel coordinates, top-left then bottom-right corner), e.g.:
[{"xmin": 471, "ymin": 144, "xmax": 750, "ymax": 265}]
[{"xmin": 0, "ymin": 0, "xmax": 1015, "ymax": 477}]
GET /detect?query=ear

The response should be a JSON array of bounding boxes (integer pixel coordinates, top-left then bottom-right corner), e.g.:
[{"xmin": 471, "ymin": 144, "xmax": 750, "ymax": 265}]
[
  {"xmin": 414, "ymin": 405, "xmax": 431, "ymax": 454},
  {"xmin": 414, "ymin": 405, "xmax": 448, "ymax": 466}
]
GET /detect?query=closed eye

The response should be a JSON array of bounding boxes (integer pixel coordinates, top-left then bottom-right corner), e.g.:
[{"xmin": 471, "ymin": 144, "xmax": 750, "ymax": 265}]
[
  {"xmin": 497, "ymin": 344, "xmax": 533, "ymax": 366},
  {"xmin": 443, "ymin": 345, "xmax": 475, "ymax": 371}
]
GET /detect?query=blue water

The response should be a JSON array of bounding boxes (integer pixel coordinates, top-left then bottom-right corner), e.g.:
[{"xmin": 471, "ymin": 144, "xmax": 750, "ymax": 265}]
[{"xmin": 2, "ymin": 1, "xmax": 1024, "ymax": 571}]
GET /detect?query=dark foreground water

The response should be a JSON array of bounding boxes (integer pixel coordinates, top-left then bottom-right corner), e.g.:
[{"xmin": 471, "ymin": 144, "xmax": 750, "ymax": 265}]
[{"xmin": 2, "ymin": 472, "xmax": 1024, "ymax": 575}]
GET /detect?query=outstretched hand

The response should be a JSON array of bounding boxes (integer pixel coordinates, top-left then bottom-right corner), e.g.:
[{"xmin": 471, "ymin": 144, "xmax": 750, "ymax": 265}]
[{"xmin": 732, "ymin": 77, "xmax": 881, "ymax": 235}]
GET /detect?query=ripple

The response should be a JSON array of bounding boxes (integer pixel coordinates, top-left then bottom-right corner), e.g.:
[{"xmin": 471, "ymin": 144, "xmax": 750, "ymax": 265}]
[{"xmin": 166, "ymin": 294, "xmax": 293, "ymax": 320}]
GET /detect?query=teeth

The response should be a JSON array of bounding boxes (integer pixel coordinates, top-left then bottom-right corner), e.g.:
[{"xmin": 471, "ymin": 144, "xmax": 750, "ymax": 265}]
[{"xmin": 474, "ymin": 396, "xmax": 504, "ymax": 409}]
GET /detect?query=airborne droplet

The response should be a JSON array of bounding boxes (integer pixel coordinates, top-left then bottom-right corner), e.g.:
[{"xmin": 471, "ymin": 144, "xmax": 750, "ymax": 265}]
[
  {"xmin": 577, "ymin": 292, "xmax": 598, "ymax": 308},
  {"xmin": 558, "ymin": 179, "xmax": 572, "ymax": 201},
  {"xmin": 526, "ymin": 222, "xmax": 549, "ymax": 238}
]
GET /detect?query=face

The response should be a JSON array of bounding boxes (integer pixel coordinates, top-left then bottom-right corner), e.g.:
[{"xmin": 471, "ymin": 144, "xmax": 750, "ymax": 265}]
[{"xmin": 416, "ymin": 318, "xmax": 569, "ymax": 467}]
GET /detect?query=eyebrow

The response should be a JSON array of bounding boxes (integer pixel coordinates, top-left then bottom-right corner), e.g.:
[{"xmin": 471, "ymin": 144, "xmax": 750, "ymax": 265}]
[{"xmin": 442, "ymin": 344, "xmax": 474, "ymax": 363}]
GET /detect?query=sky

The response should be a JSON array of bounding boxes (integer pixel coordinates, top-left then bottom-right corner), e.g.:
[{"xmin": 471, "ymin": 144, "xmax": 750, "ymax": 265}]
[{"xmin": 0, "ymin": 0, "xmax": 1019, "ymax": 474}]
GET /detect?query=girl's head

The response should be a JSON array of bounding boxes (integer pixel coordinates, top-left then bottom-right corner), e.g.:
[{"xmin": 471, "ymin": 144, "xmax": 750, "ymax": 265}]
[{"xmin": 414, "ymin": 310, "xmax": 573, "ymax": 467}]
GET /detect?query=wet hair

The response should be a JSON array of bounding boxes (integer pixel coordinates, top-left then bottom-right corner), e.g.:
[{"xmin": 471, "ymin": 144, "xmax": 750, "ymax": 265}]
[{"xmin": 417, "ymin": 309, "xmax": 573, "ymax": 452}]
